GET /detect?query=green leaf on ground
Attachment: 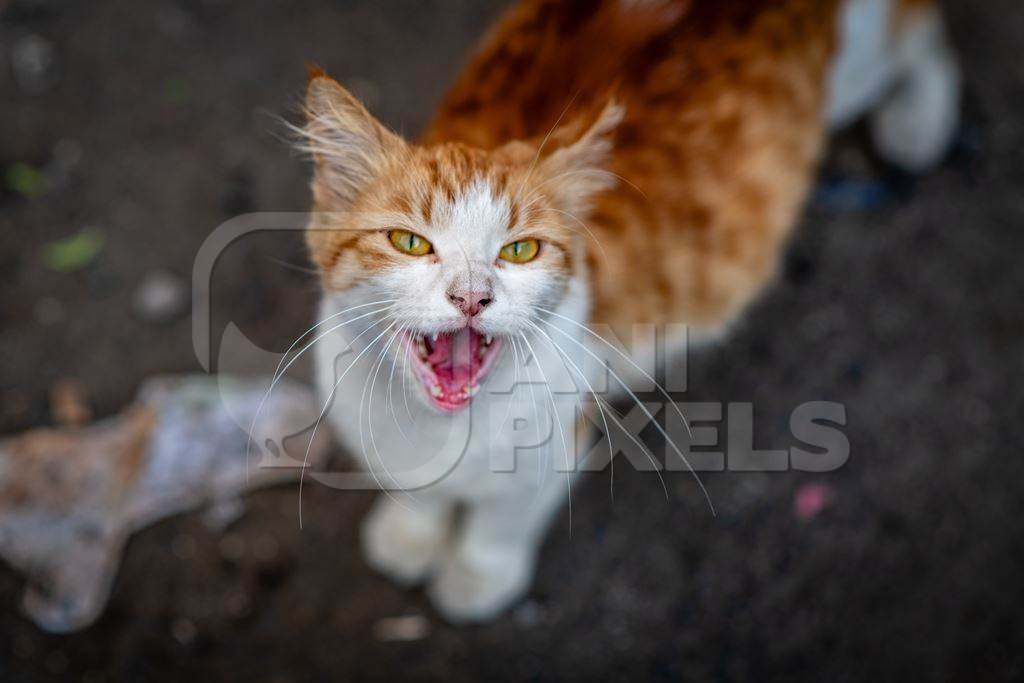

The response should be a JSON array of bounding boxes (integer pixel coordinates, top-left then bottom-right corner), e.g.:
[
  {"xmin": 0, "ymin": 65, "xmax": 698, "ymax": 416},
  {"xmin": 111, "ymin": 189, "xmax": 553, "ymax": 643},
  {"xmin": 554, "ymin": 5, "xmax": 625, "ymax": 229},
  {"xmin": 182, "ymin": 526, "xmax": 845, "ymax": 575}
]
[
  {"xmin": 41, "ymin": 228, "xmax": 105, "ymax": 272},
  {"xmin": 6, "ymin": 163, "xmax": 46, "ymax": 197}
]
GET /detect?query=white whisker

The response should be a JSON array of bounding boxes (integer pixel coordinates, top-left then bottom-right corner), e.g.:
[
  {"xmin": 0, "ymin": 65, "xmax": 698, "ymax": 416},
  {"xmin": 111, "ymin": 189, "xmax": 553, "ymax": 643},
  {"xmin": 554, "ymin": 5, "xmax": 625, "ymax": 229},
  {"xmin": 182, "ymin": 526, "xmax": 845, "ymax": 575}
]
[
  {"xmin": 518, "ymin": 331, "xmax": 574, "ymax": 534},
  {"xmin": 534, "ymin": 311, "xmax": 715, "ymax": 516},
  {"xmin": 401, "ymin": 330, "xmax": 418, "ymax": 429},
  {"xmin": 525, "ymin": 320, "xmax": 615, "ymax": 499},
  {"xmin": 246, "ymin": 300, "xmax": 396, "ymax": 484},
  {"xmin": 526, "ymin": 318, "xmax": 667, "ymax": 501},
  {"xmin": 385, "ymin": 326, "xmax": 416, "ymax": 446},
  {"xmin": 298, "ymin": 319, "xmax": 398, "ymax": 528},
  {"xmin": 362, "ymin": 324, "xmax": 417, "ymax": 508},
  {"xmin": 536, "ymin": 307, "xmax": 694, "ymax": 440},
  {"xmin": 494, "ymin": 331, "xmax": 523, "ymax": 436},
  {"xmin": 512, "ymin": 336, "xmax": 546, "ymax": 496},
  {"xmin": 356, "ymin": 328, "xmax": 401, "ymax": 507}
]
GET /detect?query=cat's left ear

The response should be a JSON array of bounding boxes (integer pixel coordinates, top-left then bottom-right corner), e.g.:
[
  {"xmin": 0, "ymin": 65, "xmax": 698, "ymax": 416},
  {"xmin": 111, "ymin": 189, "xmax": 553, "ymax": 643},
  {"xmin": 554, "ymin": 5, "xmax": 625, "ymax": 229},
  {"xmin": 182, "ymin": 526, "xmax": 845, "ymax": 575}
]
[
  {"xmin": 539, "ymin": 101, "xmax": 624, "ymax": 214},
  {"xmin": 302, "ymin": 69, "xmax": 407, "ymax": 207}
]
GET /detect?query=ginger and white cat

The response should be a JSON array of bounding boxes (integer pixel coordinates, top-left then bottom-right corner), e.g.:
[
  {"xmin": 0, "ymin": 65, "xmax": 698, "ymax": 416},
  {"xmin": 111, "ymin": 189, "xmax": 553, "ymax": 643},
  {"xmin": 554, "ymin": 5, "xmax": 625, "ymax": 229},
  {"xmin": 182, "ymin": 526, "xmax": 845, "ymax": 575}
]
[{"xmin": 300, "ymin": 0, "xmax": 959, "ymax": 622}]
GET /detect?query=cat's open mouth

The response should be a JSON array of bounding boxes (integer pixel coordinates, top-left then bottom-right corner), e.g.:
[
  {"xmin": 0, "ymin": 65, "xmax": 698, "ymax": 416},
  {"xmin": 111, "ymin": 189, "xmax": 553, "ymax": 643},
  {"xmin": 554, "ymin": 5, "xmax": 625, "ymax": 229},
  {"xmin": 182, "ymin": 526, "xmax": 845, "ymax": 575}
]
[{"xmin": 404, "ymin": 328, "xmax": 503, "ymax": 412}]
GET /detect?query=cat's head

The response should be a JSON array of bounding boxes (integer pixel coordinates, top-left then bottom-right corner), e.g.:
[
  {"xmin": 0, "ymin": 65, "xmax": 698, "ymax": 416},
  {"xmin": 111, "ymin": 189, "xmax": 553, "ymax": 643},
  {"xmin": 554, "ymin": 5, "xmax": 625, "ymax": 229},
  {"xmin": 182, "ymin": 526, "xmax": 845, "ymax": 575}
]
[{"xmin": 301, "ymin": 72, "xmax": 620, "ymax": 412}]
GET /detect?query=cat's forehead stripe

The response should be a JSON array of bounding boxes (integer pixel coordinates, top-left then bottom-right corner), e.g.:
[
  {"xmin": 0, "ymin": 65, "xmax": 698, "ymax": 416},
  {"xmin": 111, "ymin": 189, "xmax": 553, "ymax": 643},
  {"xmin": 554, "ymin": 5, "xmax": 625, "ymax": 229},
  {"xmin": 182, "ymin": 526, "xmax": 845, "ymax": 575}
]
[{"xmin": 444, "ymin": 177, "xmax": 511, "ymax": 234}]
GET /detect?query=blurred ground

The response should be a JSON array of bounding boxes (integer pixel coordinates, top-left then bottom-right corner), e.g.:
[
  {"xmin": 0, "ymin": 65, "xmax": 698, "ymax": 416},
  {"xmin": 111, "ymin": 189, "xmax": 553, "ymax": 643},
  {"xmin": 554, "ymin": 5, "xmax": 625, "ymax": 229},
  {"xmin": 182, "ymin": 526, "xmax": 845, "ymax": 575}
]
[{"xmin": 2, "ymin": 0, "xmax": 1023, "ymax": 681}]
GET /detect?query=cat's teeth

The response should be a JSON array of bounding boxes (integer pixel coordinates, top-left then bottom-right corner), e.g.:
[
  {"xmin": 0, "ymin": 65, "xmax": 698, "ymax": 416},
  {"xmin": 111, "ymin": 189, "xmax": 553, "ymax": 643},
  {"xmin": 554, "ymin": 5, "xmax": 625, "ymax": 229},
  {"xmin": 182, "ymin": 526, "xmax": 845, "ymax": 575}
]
[
  {"xmin": 429, "ymin": 384, "xmax": 443, "ymax": 397},
  {"xmin": 432, "ymin": 333, "xmax": 438, "ymax": 342},
  {"xmin": 485, "ymin": 335, "xmax": 493, "ymax": 345}
]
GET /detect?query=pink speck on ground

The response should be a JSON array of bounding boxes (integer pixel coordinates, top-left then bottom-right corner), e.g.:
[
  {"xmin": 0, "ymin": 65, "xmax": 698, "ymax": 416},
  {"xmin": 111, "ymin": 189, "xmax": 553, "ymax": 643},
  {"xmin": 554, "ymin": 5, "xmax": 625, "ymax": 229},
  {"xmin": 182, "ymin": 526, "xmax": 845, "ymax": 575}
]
[{"xmin": 794, "ymin": 482, "xmax": 836, "ymax": 521}]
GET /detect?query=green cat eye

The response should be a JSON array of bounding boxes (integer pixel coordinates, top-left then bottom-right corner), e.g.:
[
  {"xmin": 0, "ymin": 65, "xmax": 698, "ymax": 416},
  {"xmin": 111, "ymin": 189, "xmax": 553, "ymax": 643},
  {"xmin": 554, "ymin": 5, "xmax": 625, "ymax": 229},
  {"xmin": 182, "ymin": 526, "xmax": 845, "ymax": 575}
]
[
  {"xmin": 388, "ymin": 229, "xmax": 432, "ymax": 256},
  {"xmin": 499, "ymin": 239, "xmax": 540, "ymax": 264}
]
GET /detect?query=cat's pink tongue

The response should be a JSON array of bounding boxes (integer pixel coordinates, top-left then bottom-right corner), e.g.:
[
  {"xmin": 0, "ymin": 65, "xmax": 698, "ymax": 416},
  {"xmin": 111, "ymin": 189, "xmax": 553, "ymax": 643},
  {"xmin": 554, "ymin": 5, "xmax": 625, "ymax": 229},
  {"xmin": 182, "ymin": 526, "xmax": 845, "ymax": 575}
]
[{"xmin": 426, "ymin": 329, "xmax": 480, "ymax": 396}]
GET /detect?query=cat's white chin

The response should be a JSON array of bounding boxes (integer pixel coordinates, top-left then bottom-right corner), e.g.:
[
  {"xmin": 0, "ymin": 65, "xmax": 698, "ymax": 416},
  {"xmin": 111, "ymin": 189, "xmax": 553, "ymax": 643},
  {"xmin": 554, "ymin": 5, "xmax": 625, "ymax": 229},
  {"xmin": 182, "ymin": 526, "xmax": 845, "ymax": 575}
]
[{"xmin": 403, "ymin": 327, "xmax": 503, "ymax": 412}]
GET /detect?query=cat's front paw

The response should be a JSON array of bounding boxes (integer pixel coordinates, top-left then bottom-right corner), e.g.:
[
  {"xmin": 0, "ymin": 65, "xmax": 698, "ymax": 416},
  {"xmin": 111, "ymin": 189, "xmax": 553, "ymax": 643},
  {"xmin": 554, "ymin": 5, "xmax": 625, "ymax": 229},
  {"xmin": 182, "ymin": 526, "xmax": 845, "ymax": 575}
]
[
  {"xmin": 361, "ymin": 497, "xmax": 451, "ymax": 587},
  {"xmin": 427, "ymin": 547, "xmax": 533, "ymax": 623}
]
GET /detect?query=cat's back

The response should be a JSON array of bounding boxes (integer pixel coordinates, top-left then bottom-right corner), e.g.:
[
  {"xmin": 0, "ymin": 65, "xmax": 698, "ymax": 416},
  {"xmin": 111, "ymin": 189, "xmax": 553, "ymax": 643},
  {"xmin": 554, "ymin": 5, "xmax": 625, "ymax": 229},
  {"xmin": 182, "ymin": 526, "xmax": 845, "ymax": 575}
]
[
  {"xmin": 427, "ymin": 0, "xmax": 839, "ymax": 144},
  {"xmin": 427, "ymin": 0, "xmax": 843, "ymax": 334}
]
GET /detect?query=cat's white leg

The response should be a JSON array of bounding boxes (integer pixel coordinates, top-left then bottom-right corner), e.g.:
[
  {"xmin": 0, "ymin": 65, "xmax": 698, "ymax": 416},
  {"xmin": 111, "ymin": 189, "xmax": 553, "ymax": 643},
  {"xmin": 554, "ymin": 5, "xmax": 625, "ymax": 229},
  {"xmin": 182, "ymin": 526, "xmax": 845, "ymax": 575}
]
[
  {"xmin": 869, "ymin": 5, "xmax": 961, "ymax": 172},
  {"xmin": 428, "ymin": 473, "xmax": 569, "ymax": 623},
  {"xmin": 826, "ymin": 0, "xmax": 960, "ymax": 172},
  {"xmin": 361, "ymin": 494, "xmax": 454, "ymax": 586},
  {"xmin": 826, "ymin": 0, "xmax": 897, "ymax": 129}
]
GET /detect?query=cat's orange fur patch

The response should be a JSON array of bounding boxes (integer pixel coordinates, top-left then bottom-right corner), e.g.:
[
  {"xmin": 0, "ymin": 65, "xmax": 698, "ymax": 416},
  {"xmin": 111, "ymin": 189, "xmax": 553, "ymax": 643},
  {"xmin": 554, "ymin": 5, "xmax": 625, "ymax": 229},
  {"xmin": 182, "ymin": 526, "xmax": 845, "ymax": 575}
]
[
  {"xmin": 424, "ymin": 0, "xmax": 842, "ymax": 336},
  {"xmin": 306, "ymin": 0, "xmax": 847, "ymax": 336}
]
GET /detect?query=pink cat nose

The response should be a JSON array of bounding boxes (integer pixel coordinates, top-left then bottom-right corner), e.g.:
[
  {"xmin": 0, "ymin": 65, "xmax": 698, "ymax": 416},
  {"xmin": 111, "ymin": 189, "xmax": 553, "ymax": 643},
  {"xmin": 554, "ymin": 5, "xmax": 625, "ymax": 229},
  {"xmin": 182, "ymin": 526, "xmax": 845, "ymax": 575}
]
[{"xmin": 447, "ymin": 289, "xmax": 493, "ymax": 317}]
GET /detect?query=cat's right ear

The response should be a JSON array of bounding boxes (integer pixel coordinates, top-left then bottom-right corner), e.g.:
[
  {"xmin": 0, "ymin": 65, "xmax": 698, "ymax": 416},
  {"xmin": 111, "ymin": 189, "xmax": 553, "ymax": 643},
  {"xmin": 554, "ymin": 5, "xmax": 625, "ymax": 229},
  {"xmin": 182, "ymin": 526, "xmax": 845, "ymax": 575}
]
[
  {"xmin": 302, "ymin": 70, "xmax": 406, "ymax": 206},
  {"xmin": 537, "ymin": 101, "xmax": 625, "ymax": 215}
]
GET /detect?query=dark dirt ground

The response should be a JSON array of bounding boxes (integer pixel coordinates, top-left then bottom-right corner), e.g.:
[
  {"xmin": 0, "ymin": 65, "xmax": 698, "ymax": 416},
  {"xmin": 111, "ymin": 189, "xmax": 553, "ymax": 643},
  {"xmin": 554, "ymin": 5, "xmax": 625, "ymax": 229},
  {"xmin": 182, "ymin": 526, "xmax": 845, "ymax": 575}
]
[{"xmin": 2, "ymin": 0, "xmax": 1024, "ymax": 681}]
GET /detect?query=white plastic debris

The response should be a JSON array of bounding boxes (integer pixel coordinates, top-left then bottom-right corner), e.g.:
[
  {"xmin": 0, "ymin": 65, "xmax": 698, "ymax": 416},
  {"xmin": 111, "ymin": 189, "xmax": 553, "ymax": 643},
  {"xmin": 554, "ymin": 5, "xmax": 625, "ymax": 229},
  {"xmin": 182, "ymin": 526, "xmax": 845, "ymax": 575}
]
[
  {"xmin": 132, "ymin": 270, "xmax": 187, "ymax": 323},
  {"xmin": 0, "ymin": 374, "xmax": 331, "ymax": 633}
]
